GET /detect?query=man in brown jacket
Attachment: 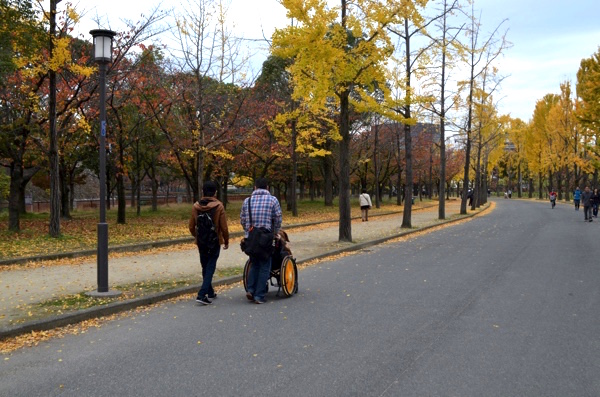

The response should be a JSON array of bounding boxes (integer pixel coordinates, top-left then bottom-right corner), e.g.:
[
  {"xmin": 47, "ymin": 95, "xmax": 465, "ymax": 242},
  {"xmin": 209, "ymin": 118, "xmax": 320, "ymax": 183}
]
[{"xmin": 189, "ymin": 181, "xmax": 229, "ymax": 305}]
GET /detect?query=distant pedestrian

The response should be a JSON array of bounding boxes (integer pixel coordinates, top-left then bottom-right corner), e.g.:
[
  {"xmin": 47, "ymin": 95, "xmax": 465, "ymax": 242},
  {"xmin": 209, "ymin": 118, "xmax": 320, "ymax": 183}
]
[
  {"xmin": 240, "ymin": 177, "xmax": 282, "ymax": 304},
  {"xmin": 467, "ymin": 189, "xmax": 474, "ymax": 206},
  {"xmin": 574, "ymin": 187, "xmax": 581, "ymax": 211},
  {"xmin": 359, "ymin": 189, "xmax": 373, "ymax": 221},
  {"xmin": 592, "ymin": 188, "xmax": 600, "ymax": 218},
  {"xmin": 508, "ymin": 189, "xmax": 512, "ymax": 199},
  {"xmin": 581, "ymin": 186, "xmax": 593, "ymax": 222},
  {"xmin": 189, "ymin": 181, "xmax": 229, "ymax": 305},
  {"xmin": 549, "ymin": 190, "xmax": 557, "ymax": 209}
]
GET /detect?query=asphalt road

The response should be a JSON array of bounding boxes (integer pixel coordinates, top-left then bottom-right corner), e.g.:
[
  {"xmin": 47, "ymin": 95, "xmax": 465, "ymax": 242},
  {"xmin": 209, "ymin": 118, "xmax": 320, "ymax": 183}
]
[{"xmin": 2, "ymin": 198, "xmax": 599, "ymax": 397}]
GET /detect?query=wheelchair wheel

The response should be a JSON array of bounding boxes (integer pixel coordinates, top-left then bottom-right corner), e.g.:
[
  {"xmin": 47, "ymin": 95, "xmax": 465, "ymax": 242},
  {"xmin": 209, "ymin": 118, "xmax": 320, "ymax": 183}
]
[
  {"xmin": 243, "ymin": 258, "xmax": 251, "ymax": 292},
  {"xmin": 280, "ymin": 256, "xmax": 298, "ymax": 296}
]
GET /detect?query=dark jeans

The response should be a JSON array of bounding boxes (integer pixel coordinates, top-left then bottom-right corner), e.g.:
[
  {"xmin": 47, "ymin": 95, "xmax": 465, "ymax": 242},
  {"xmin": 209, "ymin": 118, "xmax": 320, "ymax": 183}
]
[
  {"xmin": 198, "ymin": 246, "xmax": 220, "ymax": 298},
  {"xmin": 584, "ymin": 205, "xmax": 592, "ymax": 220},
  {"xmin": 594, "ymin": 204, "xmax": 598, "ymax": 217},
  {"xmin": 247, "ymin": 255, "xmax": 272, "ymax": 301},
  {"xmin": 574, "ymin": 199, "xmax": 580, "ymax": 210}
]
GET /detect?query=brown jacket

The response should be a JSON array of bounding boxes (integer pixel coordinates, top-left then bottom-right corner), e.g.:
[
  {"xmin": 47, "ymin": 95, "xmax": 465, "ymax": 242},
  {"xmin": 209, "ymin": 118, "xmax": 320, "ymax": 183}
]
[{"xmin": 189, "ymin": 197, "xmax": 229, "ymax": 247}]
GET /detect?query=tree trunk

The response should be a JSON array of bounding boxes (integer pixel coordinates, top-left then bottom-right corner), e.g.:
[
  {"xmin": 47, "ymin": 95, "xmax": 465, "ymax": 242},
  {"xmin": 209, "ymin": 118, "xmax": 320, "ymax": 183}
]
[
  {"xmin": 48, "ymin": 0, "xmax": 60, "ymax": 237},
  {"xmin": 117, "ymin": 174, "xmax": 126, "ymax": 224},
  {"xmin": 396, "ymin": 122, "xmax": 403, "ymax": 206},
  {"xmin": 565, "ymin": 165, "xmax": 571, "ymax": 201},
  {"xmin": 557, "ymin": 169, "xmax": 563, "ymax": 200},
  {"xmin": 8, "ymin": 162, "xmax": 23, "ymax": 232},
  {"xmin": 195, "ymin": 150, "xmax": 204, "ymax": 203},
  {"xmin": 137, "ymin": 174, "xmax": 142, "ymax": 216},
  {"xmin": 402, "ymin": 122, "xmax": 413, "ymax": 228},
  {"xmin": 338, "ymin": 90, "xmax": 352, "ymax": 242},
  {"xmin": 59, "ymin": 163, "xmax": 71, "ymax": 220},
  {"xmin": 130, "ymin": 173, "xmax": 136, "ymax": 209},
  {"xmin": 150, "ymin": 158, "xmax": 158, "ymax": 211},
  {"xmin": 290, "ymin": 119, "xmax": 298, "ymax": 217},
  {"xmin": 323, "ymin": 151, "xmax": 334, "ymax": 207},
  {"xmin": 517, "ymin": 162, "xmax": 522, "ymax": 198},
  {"xmin": 401, "ymin": 18, "xmax": 413, "ymax": 228},
  {"xmin": 374, "ymin": 122, "xmax": 381, "ymax": 208},
  {"xmin": 471, "ymin": 141, "xmax": 481, "ymax": 211}
]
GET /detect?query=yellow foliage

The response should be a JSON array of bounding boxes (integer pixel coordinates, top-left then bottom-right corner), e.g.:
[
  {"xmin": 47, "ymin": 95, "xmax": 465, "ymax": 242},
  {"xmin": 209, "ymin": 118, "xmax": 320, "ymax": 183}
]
[
  {"xmin": 71, "ymin": 64, "xmax": 95, "ymax": 78},
  {"xmin": 273, "ymin": 0, "xmax": 400, "ymax": 117},
  {"xmin": 231, "ymin": 175, "xmax": 253, "ymax": 188},
  {"xmin": 181, "ymin": 149, "xmax": 196, "ymax": 159},
  {"xmin": 208, "ymin": 148, "xmax": 234, "ymax": 161},
  {"xmin": 48, "ymin": 37, "xmax": 71, "ymax": 71},
  {"xmin": 76, "ymin": 117, "xmax": 92, "ymax": 135},
  {"xmin": 67, "ymin": 6, "xmax": 80, "ymax": 24}
]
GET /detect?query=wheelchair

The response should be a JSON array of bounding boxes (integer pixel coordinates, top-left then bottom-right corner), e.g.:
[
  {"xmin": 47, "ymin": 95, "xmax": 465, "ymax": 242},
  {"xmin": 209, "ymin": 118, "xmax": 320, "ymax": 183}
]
[{"xmin": 243, "ymin": 231, "xmax": 298, "ymax": 297}]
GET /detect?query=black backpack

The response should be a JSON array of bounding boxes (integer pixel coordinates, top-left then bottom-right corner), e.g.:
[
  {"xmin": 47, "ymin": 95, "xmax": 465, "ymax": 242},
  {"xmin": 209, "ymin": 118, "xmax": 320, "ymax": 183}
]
[{"xmin": 196, "ymin": 206, "xmax": 219, "ymax": 252}]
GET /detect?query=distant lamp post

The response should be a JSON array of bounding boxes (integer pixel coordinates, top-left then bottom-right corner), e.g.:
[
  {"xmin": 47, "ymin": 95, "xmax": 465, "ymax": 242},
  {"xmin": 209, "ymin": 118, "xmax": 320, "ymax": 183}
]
[{"xmin": 88, "ymin": 29, "xmax": 120, "ymax": 297}]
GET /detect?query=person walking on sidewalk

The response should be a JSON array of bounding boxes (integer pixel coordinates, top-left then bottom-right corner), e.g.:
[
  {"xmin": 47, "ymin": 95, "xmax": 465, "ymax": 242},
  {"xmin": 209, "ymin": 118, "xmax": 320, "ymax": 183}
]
[
  {"xmin": 189, "ymin": 181, "xmax": 229, "ymax": 305},
  {"xmin": 359, "ymin": 188, "xmax": 373, "ymax": 221},
  {"xmin": 549, "ymin": 190, "xmax": 557, "ymax": 209},
  {"xmin": 574, "ymin": 186, "xmax": 581, "ymax": 211},
  {"xmin": 581, "ymin": 186, "xmax": 593, "ymax": 222},
  {"xmin": 592, "ymin": 188, "xmax": 600, "ymax": 218},
  {"xmin": 240, "ymin": 177, "xmax": 282, "ymax": 304}
]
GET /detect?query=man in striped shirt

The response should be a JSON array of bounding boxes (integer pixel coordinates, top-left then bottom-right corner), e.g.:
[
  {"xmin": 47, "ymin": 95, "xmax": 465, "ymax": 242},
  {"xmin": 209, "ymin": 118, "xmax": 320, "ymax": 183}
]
[{"xmin": 240, "ymin": 177, "xmax": 283, "ymax": 304}]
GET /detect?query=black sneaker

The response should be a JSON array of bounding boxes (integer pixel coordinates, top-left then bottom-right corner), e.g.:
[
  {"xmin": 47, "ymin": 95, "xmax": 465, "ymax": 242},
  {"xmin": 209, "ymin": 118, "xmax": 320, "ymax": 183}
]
[
  {"xmin": 196, "ymin": 296, "xmax": 212, "ymax": 305},
  {"xmin": 246, "ymin": 292, "xmax": 254, "ymax": 301},
  {"xmin": 208, "ymin": 293, "xmax": 217, "ymax": 300}
]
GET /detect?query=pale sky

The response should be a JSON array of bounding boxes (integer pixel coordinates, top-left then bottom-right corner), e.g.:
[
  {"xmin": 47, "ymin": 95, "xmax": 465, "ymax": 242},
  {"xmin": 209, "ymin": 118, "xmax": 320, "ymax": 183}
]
[{"xmin": 74, "ymin": 0, "xmax": 600, "ymax": 122}]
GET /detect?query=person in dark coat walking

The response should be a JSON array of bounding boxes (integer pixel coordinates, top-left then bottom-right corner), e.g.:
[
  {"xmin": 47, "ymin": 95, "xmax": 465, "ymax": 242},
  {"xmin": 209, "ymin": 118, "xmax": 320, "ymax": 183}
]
[
  {"xmin": 189, "ymin": 181, "xmax": 230, "ymax": 305},
  {"xmin": 591, "ymin": 188, "xmax": 600, "ymax": 218},
  {"xmin": 581, "ymin": 186, "xmax": 593, "ymax": 222}
]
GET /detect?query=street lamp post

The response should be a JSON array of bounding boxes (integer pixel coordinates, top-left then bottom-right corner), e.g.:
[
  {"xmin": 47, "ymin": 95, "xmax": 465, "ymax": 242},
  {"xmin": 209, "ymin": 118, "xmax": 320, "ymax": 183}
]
[{"xmin": 89, "ymin": 29, "xmax": 120, "ymax": 297}]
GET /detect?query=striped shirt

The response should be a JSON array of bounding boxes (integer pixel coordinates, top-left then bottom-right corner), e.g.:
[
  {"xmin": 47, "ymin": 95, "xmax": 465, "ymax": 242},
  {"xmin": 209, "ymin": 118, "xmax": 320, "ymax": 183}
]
[{"xmin": 240, "ymin": 189, "xmax": 282, "ymax": 236}]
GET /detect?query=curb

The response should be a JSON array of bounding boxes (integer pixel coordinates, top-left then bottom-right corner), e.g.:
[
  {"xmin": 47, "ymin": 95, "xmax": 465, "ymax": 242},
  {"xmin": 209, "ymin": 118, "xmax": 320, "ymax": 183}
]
[{"xmin": 0, "ymin": 203, "xmax": 487, "ymax": 340}]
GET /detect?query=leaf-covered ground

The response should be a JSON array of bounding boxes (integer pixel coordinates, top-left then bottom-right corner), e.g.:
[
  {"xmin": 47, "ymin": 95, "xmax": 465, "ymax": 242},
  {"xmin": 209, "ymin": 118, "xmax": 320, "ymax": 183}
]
[{"xmin": 0, "ymin": 198, "xmax": 410, "ymax": 260}]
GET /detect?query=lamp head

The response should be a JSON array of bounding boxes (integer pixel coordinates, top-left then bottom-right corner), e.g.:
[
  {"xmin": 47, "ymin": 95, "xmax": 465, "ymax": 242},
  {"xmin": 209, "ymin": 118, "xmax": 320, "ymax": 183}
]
[{"xmin": 90, "ymin": 29, "xmax": 116, "ymax": 63}]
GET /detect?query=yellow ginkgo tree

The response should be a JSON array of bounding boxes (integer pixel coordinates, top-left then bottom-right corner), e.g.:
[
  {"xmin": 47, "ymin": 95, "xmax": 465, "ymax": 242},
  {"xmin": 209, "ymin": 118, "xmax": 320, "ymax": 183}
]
[
  {"xmin": 576, "ymin": 48, "xmax": 600, "ymax": 183},
  {"xmin": 272, "ymin": 0, "xmax": 411, "ymax": 242}
]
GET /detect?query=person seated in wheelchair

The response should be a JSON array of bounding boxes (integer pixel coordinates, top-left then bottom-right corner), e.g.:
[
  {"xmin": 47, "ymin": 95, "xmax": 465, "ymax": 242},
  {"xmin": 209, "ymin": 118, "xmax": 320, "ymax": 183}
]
[{"xmin": 271, "ymin": 229, "xmax": 292, "ymax": 272}]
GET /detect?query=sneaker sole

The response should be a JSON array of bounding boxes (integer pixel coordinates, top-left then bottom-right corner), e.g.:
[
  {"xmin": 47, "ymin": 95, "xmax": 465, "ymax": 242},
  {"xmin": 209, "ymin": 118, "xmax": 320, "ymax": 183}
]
[{"xmin": 196, "ymin": 298, "xmax": 211, "ymax": 305}]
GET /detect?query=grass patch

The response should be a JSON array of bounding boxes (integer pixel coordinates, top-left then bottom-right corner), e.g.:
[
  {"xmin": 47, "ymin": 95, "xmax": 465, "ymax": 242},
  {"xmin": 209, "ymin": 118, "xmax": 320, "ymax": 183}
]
[
  {"xmin": 0, "ymin": 197, "xmax": 428, "ymax": 260},
  {"xmin": 15, "ymin": 267, "xmax": 245, "ymax": 324}
]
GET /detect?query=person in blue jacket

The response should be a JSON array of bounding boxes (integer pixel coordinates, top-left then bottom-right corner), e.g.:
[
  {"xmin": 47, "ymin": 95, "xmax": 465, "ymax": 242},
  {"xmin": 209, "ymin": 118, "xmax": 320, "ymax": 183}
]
[{"xmin": 573, "ymin": 187, "xmax": 581, "ymax": 211}]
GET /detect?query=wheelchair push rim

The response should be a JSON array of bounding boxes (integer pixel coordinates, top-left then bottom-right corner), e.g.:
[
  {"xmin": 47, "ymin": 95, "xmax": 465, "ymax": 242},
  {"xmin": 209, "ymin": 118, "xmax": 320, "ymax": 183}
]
[{"xmin": 280, "ymin": 256, "xmax": 298, "ymax": 296}]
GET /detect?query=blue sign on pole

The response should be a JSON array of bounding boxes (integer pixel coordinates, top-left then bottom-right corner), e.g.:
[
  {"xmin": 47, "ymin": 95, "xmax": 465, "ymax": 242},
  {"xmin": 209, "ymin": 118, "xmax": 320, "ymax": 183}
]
[{"xmin": 101, "ymin": 120, "xmax": 106, "ymax": 137}]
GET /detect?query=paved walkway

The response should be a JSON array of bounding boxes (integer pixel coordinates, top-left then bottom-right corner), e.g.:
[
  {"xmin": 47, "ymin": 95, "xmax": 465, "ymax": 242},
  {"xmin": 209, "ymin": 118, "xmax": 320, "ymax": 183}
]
[{"xmin": 0, "ymin": 200, "xmax": 480, "ymax": 334}]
